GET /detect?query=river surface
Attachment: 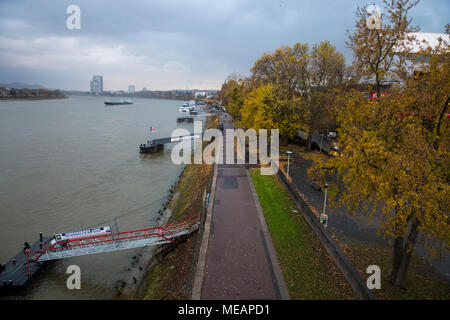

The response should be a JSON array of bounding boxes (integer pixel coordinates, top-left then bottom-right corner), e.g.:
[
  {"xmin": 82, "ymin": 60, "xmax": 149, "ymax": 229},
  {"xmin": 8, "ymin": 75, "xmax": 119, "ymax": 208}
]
[{"xmin": 0, "ymin": 95, "xmax": 198, "ymax": 299}]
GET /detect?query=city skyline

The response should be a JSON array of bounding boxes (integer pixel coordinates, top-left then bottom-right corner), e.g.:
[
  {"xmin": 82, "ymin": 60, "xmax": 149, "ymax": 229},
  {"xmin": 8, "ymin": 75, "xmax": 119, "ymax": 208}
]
[
  {"xmin": 87, "ymin": 75, "xmax": 219, "ymax": 93},
  {"xmin": 89, "ymin": 75, "xmax": 103, "ymax": 94}
]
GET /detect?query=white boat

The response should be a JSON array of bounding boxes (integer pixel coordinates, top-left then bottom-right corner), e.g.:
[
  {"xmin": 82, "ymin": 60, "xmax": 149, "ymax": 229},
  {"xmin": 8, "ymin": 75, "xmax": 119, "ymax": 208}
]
[{"xmin": 180, "ymin": 102, "xmax": 190, "ymax": 112}]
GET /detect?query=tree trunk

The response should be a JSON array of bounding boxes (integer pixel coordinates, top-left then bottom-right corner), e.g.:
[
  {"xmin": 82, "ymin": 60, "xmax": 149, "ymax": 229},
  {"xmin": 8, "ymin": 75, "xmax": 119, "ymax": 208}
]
[
  {"xmin": 434, "ymin": 96, "xmax": 449, "ymax": 149},
  {"xmin": 393, "ymin": 219, "xmax": 420, "ymax": 289},
  {"xmin": 305, "ymin": 134, "xmax": 313, "ymax": 152},
  {"xmin": 389, "ymin": 218, "xmax": 420, "ymax": 289},
  {"xmin": 389, "ymin": 236, "xmax": 404, "ymax": 282},
  {"xmin": 281, "ymin": 135, "xmax": 289, "ymax": 146},
  {"xmin": 375, "ymin": 73, "xmax": 381, "ymax": 98}
]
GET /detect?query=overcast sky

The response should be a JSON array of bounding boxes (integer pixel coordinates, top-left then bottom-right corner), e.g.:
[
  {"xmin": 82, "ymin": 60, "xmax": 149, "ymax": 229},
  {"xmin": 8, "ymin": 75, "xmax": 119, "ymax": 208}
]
[{"xmin": 0, "ymin": 0, "xmax": 448, "ymax": 91}]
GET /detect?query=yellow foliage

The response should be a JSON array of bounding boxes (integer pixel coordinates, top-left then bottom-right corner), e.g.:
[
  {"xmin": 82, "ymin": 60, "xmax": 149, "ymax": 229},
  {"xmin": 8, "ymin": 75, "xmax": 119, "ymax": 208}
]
[
  {"xmin": 240, "ymin": 84, "xmax": 304, "ymax": 141},
  {"xmin": 309, "ymin": 43, "xmax": 450, "ymax": 260}
]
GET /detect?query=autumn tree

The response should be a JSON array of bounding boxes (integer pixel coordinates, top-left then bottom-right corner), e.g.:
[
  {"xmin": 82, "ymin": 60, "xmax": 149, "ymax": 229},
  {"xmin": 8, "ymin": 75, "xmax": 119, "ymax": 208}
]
[
  {"xmin": 305, "ymin": 41, "xmax": 346, "ymax": 150},
  {"xmin": 310, "ymin": 32, "xmax": 449, "ymax": 289},
  {"xmin": 250, "ymin": 41, "xmax": 345, "ymax": 149},
  {"xmin": 251, "ymin": 43, "xmax": 309, "ymax": 95},
  {"xmin": 219, "ymin": 74, "xmax": 249, "ymax": 120},
  {"xmin": 240, "ymin": 83, "xmax": 305, "ymax": 143},
  {"xmin": 347, "ymin": 0, "xmax": 420, "ymax": 96}
]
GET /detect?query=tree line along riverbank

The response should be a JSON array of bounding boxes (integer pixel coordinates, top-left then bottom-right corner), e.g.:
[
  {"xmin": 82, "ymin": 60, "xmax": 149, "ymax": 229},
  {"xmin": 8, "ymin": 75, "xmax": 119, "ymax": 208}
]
[{"xmin": 0, "ymin": 87, "xmax": 67, "ymax": 100}]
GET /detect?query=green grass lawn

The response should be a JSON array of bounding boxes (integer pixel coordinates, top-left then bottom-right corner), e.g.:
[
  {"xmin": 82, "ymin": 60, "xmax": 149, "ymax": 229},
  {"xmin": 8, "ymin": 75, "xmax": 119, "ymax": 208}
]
[{"xmin": 250, "ymin": 169, "xmax": 356, "ymax": 299}]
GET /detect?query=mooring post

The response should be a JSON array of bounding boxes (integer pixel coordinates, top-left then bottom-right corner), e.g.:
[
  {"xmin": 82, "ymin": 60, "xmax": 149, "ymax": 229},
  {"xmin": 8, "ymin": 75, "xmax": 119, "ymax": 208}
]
[
  {"xmin": 25, "ymin": 249, "xmax": 30, "ymax": 277},
  {"xmin": 39, "ymin": 232, "xmax": 43, "ymax": 249}
]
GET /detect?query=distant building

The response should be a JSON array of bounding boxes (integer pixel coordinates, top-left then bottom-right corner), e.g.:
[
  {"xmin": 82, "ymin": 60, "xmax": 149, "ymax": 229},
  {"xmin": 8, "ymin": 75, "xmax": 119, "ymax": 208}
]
[
  {"xmin": 90, "ymin": 75, "xmax": 103, "ymax": 95},
  {"xmin": 400, "ymin": 32, "xmax": 449, "ymax": 55},
  {"xmin": 194, "ymin": 91, "xmax": 207, "ymax": 98},
  {"xmin": 396, "ymin": 32, "xmax": 449, "ymax": 76},
  {"xmin": 142, "ymin": 87, "xmax": 147, "ymax": 92},
  {"xmin": 396, "ymin": 32, "xmax": 449, "ymax": 64},
  {"xmin": 128, "ymin": 85, "xmax": 135, "ymax": 94},
  {"xmin": 0, "ymin": 87, "xmax": 8, "ymax": 97}
]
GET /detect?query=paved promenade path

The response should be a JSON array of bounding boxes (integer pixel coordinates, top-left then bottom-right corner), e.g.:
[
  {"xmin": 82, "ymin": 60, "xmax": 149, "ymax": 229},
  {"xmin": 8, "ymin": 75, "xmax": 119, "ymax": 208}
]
[{"xmin": 197, "ymin": 115, "xmax": 289, "ymax": 300}]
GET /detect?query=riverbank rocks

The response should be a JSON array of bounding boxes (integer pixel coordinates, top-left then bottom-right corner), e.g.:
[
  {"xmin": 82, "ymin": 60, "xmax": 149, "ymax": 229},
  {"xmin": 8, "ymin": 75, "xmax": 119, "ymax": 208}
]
[{"xmin": 116, "ymin": 208, "xmax": 174, "ymax": 298}]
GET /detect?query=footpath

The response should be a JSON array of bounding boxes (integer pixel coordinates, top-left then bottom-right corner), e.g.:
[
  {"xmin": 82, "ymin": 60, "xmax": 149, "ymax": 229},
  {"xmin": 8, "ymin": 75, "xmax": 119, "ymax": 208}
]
[{"xmin": 192, "ymin": 115, "xmax": 289, "ymax": 299}]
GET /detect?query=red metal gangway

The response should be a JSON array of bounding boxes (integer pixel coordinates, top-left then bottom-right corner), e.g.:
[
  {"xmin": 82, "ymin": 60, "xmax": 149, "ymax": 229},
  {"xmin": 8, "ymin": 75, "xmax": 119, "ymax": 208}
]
[{"xmin": 32, "ymin": 212, "xmax": 201, "ymax": 262}]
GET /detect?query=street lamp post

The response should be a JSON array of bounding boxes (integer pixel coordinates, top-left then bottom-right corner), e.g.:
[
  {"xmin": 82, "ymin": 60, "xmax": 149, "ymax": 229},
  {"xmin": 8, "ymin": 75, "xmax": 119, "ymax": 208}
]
[
  {"xmin": 286, "ymin": 151, "xmax": 292, "ymax": 179},
  {"xmin": 320, "ymin": 182, "xmax": 329, "ymax": 228},
  {"xmin": 320, "ymin": 134, "xmax": 324, "ymax": 153}
]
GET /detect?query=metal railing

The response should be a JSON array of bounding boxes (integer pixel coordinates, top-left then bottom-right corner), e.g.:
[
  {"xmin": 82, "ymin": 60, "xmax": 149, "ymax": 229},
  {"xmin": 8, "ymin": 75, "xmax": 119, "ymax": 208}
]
[{"xmin": 33, "ymin": 213, "xmax": 201, "ymax": 262}]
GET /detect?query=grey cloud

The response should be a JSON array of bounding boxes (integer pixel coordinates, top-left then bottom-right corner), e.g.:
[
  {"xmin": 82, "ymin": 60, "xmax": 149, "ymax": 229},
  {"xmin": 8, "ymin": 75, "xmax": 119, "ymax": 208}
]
[{"xmin": 0, "ymin": 0, "xmax": 448, "ymax": 90}]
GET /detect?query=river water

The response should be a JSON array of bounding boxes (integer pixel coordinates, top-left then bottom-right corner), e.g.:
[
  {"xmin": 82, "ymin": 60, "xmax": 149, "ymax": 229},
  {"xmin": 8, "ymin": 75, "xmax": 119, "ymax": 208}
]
[{"xmin": 0, "ymin": 95, "xmax": 196, "ymax": 299}]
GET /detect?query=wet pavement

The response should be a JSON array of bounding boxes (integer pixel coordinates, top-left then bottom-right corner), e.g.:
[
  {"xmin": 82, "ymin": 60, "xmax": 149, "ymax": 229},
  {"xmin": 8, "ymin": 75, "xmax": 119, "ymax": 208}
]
[{"xmin": 200, "ymin": 116, "xmax": 283, "ymax": 299}]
